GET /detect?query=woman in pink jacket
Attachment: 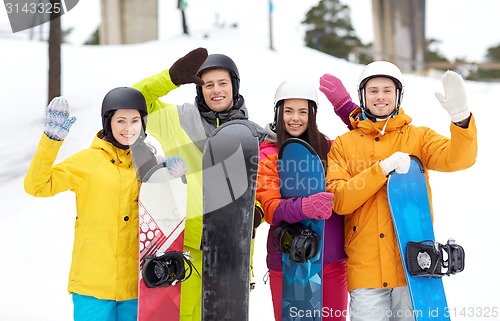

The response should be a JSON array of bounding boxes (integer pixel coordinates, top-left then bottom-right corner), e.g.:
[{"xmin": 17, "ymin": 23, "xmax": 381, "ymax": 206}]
[{"xmin": 256, "ymin": 76, "xmax": 356, "ymax": 321}]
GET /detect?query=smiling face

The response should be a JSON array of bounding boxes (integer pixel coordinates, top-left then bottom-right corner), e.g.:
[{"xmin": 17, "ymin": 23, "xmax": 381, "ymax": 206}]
[
  {"xmin": 282, "ymin": 98, "xmax": 309, "ymax": 137},
  {"xmin": 110, "ymin": 109, "xmax": 142, "ymax": 146},
  {"xmin": 364, "ymin": 77, "xmax": 397, "ymax": 117},
  {"xmin": 200, "ymin": 68, "xmax": 234, "ymax": 112}
]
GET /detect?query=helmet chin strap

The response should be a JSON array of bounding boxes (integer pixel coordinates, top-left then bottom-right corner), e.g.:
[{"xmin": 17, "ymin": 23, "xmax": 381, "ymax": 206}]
[
  {"xmin": 361, "ymin": 108, "xmax": 398, "ymax": 136},
  {"xmin": 363, "ymin": 108, "xmax": 398, "ymax": 122},
  {"xmin": 360, "ymin": 87, "xmax": 401, "ymax": 124}
]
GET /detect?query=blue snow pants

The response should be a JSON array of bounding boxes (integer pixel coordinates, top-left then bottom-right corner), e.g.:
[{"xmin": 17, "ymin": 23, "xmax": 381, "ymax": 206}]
[{"xmin": 72, "ymin": 293, "xmax": 137, "ymax": 321}]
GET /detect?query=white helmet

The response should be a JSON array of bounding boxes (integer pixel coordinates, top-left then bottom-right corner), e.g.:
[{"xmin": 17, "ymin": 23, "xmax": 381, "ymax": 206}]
[
  {"xmin": 272, "ymin": 80, "xmax": 318, "ymax": 131},
  {"xmin": 357, "ymin": 61, "xmax": 405, "ymax": 120},
  {"xmin": 274, "ymin": 80, "xmax": 318, "ymax": 107}
]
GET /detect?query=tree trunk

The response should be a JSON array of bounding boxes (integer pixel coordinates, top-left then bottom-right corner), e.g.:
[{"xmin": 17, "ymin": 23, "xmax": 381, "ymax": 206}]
[{"xmin": 48, "ymin": 0, "xmax": 62, "ymax": 103}]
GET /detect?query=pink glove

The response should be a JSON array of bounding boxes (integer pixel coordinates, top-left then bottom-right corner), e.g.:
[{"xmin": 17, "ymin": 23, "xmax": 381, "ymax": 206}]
[
  {"xmin": 301, "ymin": 192, "xmax": 334, "ymax": 220},
  {"xmin": 319, "ymin": 74, "xmax": 352, "ymax": 112}
]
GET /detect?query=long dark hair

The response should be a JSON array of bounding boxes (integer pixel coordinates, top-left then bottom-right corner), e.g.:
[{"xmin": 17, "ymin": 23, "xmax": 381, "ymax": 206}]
[{"xmin": 275, "ymin": 100, "xmax": 330, "ymax": 171}]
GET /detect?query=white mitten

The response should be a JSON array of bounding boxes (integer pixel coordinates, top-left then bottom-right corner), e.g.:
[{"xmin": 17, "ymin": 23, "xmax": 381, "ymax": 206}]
[
  {"xmin": 380, "ymin": 152, "xmax": 410, "ymax": 176},
  {"xmin": 435, "ymin": 70, "xmax": 471, "ymax": 123}
]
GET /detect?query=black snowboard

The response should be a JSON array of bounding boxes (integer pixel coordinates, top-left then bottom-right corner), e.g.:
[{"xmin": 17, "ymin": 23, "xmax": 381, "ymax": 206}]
[{"xmin": 201, "ymin": 120, "xmax": 260, "ymax": 321}]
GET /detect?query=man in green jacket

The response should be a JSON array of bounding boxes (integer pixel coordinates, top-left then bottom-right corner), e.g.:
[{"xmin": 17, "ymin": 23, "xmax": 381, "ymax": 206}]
[{"xmin": 133, "ymin": 48, "xmax": 264, "ymax": 320}]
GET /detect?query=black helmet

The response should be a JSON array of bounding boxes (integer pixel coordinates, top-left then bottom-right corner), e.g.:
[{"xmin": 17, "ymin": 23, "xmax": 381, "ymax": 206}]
[
  {"xmin": 196, "ymin": 54, "xmax": 239, "ymax": 79},
  {"xmin": 101, "ymin": 87, "xmax": 148, "ymax": 149},
  {"xmin": 101, "ymin": 87, "xmax": 147, "ymax": 120},
  {"xmin": 195, "ymin": 54, "xmax": 240, "ymax": 108}
]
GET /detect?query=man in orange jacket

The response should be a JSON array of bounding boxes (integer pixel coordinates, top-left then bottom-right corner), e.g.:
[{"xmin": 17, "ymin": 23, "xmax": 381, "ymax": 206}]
[{"xmin": 326, "ymin": 61, "xmax": 477, "ymax": 321}]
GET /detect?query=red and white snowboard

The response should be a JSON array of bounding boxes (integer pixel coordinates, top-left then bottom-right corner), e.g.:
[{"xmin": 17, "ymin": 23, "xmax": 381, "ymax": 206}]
[{"xmin": 138, "ymin": 158, "xmax": 188, "ymax": 321}]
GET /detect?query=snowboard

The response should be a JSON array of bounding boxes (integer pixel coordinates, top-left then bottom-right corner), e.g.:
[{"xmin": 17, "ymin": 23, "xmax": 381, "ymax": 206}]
[
  {"xmin": 201, "ymin": 120, "xmax": 260, "ymax": 320},
  {"xmin": 278, "ymin": 138, "xmax": 325, "ymax": 321},
  {"xmin": 387, "ymin": 156, "xmax": 450, "ymax": 321},
  {"xmin": 137, "ymin": 159, "xmax": 188, "ymax": 321}
]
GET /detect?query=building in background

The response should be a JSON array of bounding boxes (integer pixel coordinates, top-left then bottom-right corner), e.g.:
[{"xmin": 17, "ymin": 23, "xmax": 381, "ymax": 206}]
[
  {"xmin": 371, "ymin": 0, "xmax": 425, "ymax": 72},
  {"xmin": 100, "ymin": 0, "xmax": 158, "ymax": 45}
]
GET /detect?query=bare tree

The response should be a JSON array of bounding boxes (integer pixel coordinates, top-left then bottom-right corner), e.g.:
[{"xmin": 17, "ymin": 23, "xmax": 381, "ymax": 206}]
[{"xmin": 48, "ymin": 0, "xmax": 62, "ymax": 103}]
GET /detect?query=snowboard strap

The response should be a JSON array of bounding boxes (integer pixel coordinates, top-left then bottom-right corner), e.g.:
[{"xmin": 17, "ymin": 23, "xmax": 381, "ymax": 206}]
[
  {"xmin": 273, "ymin": 221, "xmax": 320, "ymax": 263},
  {"xmin": 406, "ymin": 239, "xmax": 465, "ymax": 278},
  {"xmin": 142, "ymin": 251, "xmax": 199, "ymax": 288}
]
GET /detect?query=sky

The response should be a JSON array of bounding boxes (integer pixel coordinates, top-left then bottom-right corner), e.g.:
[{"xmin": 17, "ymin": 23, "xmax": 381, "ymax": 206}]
[{"xmin": 1, "ymin": 1, "xmax": 499, "ymax": 321}]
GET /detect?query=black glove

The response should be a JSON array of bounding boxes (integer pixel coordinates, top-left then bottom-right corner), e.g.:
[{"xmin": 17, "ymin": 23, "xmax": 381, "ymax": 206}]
[
  {"xmin": 169, "ymin": 47, "xmax": 208, "ymax": 86},
  {"xmin": 253, "ymin": 204, "xmax": 264, "ymax": 230}
]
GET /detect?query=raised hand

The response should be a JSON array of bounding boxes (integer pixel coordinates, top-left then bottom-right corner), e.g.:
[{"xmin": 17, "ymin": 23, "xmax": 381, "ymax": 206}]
[
  {"xmin": 435, "ymin": 70, "xmax": 471, "ymax": 123},
  {"xmin": 169, "ymin": 47, "xmax": 208, "ymax": 86},
  {"xmin": 319, "ymin": 73, "xmax": 352, "ymax": 111},
  {"xmin": 44, "ymin": 97, "xmax": 76, "ymax": 141}
]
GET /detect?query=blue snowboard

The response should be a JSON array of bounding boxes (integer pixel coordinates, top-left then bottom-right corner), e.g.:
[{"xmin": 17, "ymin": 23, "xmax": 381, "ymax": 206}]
[
  {"xmin": 278, "ymin": 138, "xmax": 325, "ymax": 321},
  {"xmin": 387, "ymin": 156, "xmax": 449, "ymax": 321}
]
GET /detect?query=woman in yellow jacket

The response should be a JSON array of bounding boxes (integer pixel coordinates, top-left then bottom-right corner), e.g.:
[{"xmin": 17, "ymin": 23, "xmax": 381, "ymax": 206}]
[
  {"xmin": 326, "ymin": 62, "xmax": 477, "ymax": 321},
  {"xmin": 24, "ymin": 87, "xmax": 155, "ymax": 321}
]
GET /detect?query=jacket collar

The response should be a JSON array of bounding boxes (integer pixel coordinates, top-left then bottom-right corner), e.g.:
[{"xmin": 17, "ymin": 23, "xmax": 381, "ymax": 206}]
[
  {"xmin": 197, "ymin": 95, "xmax": 249, "ymax": 127},
  {"xmin": 350, "ymin": 107, "xmax": 412, "ymax": 135},
  {"xmin": 93, "ymin": 131, "xmax": 132, "ymax": 166}
]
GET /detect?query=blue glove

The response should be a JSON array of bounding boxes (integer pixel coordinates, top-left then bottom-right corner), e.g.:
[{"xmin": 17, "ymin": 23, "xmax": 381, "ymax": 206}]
[{"xmin": 44, "ymin": 97, "xmax": 77, "ymax": 141}]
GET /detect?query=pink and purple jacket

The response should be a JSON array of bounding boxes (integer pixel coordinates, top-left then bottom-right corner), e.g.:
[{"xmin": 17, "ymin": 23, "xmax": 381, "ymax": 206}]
[
  {"xmin": 256, "ymin": 100, "xmax": 357, "ymax": 270},
  {"xmin": 256, "ymin": 128, "xmax": 346, "ymax": 270}
]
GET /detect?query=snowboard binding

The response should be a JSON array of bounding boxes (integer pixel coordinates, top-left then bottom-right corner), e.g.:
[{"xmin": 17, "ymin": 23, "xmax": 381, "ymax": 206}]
[
  {"xmin": 142, "ymin": 251, "xmax": 199, "ymax": 288},
  {"xmin": 273, "ymin": 221, "xmax": 320, "ymax": 263},
  {"xmin": 406, "ymin": 239, "xmax": 465, "ymax": 278}
]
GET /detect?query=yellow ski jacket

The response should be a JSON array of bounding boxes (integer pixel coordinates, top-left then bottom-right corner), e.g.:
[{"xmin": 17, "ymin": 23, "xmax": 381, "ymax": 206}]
[{"xmin": 24, "ymin": 133, "xmax": 140, "ymax": 301}]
